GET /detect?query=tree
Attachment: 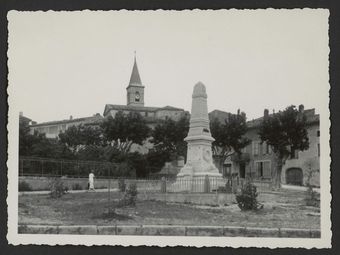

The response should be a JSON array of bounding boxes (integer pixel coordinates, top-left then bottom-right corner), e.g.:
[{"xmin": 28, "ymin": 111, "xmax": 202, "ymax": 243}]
[
  {"xmin": 101, "ymin": 111, "xmax": 151, "ymax": 154},
  {"xmin": 76, "ymin": 145, "xmax": 106, "ymax": 161},
  {"xmin": 210, "ymin": 111, "xmax": 251, "ymax": 174},
  {"xmin": 19, "ymin": 118, "xmax": 74, "ymax": 159},
  {"xmin": 58, "ymin": 124, "xmax": 103, "ymax": 153},
  {"xmin": 258, "ymin": 105, "xmax": 309, "ymax": 189},
  {"xmin": 151, "ymin": 115, "xmax": 190, "ymax": 164},
  {"xmin": 145, "ymin": 148, "xmax": 172, "ymax": 173}
]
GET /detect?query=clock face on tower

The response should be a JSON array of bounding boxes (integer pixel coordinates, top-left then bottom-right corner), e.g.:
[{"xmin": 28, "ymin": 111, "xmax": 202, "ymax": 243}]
[{"xmin": 135, "ymin": 92, "xmax": 140, "ymax": 102}]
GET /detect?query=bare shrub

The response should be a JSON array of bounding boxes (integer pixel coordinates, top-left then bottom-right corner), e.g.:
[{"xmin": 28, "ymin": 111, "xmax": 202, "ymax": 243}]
[
  {"xmin": 19, "ymin": 181, "xmax": 32, "ymax": 191},
  {"xmin": 117, "ymin": 182, "xmax": 138, "ymax": 207},
  {"xmin": 49, "ymin": 177, "xmax": 67, "ymax": 198},
  {"xmin": 118, "ymin": 178, "xmax": 126, "ymax": 192}
]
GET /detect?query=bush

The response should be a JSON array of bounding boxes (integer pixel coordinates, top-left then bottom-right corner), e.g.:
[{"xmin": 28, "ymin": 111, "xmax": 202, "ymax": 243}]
[
  {"xmin": 19, "ymin": 181, "xmax": 32, "ymax": 191},
  {"xmin": 235, "ymin": 182, "xmax": 262, "ymax": 211},
  {"xmin": 305, "ymin": 186, "xmax": 320, "ymax": 207},
  {"xmin": 72, "ymin": 183, "xmax": 83, "ymax": 190},
  {"xmin": 118, "ymin": 178, "xmax": 126, "ymax": 192},
  {"xmin": 117, "ymin": 182, "xmax": 138, "ymax": 207},
  {"xmin": 49, "ymin": 178, "xmax": 67, "ymax": 198},
  {"xmin": 116, "ymin": 162, "xmax": 136, "ymax": 177}
]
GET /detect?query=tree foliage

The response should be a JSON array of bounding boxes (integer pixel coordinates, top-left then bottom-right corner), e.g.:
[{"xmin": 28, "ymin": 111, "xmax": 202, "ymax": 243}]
[
  {"xmin": 258, "ymin": 105, "xmax": 309, "ymax": 188},
  {"xmin": 101, "ymin": 111, "xmax": 150, "ymax": 154},
  {"xmin": 210, "ymin": 112, "xmax": 251, "ymax": 171},
  {"xmin": 58, "ymin": 124, "xmax": 103, "ymax": 152},
  {"xmin": 19, "ymin": 119, "xmax": 74, "ymax": 159},
  {"xmin": 151, "ymin": 115, "xmax": 190, "ymax": 162}
]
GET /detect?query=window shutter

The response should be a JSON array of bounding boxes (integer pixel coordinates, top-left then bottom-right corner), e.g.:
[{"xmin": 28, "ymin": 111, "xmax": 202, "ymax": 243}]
[{"xmin": 263, "ymin": 161, "xmax": 271, "ymax": 178}]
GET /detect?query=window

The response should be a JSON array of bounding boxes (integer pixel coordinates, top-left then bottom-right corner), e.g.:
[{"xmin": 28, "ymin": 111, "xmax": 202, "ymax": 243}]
[
  {"xmin": 255, "ymin": 161, "xmax": 271, "ymax": 178},
  {"xmin": 48, "ymin": 125, "xmax": 58, "ymax": 134},
  {"xmin": 263, "ymin": 143, "xmax": 272, "ymax": 155},
  {"xmin": 253, "ymin": 141, "xmax": 260, "ymax": 156},
  {"xmin": 318, "ymin": 143, "xmax": 320, "ymax": 157},
  {"xmin": 317, "ymin": 130, "xmax": 320, "ymax": 137},
  {"xmin": 290, "ymin": 149, "xmax": 299, "ymax": 159}
]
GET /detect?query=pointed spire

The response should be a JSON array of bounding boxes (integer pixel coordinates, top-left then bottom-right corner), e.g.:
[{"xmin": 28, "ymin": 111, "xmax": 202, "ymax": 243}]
[{"xmin": 129, "ymin": 51, "xmax": 143, "ymax": 86}]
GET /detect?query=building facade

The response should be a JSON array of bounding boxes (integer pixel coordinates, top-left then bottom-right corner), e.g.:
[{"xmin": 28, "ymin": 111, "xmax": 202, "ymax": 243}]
[{"xmin": 222, "ymin": 107, "xmax": 320, "ymax": 187}]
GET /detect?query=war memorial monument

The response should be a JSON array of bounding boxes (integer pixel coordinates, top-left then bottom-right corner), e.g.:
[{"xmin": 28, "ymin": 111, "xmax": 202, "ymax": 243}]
[{"xmin": 174, "ymin": 82, "xmax": 223, "ymax": 192}]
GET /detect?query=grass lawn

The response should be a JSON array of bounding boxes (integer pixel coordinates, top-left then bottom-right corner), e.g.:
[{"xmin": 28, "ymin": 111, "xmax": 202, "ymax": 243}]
[{"xmin": 19, "ymin": 190, "xmax": 320, "ymax": 229}]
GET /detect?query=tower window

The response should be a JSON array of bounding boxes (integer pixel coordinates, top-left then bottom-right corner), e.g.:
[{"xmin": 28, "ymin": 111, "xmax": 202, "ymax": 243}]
[{"xmin": 135, "ymin": 91, "xmax": 140, "ymax": 102}]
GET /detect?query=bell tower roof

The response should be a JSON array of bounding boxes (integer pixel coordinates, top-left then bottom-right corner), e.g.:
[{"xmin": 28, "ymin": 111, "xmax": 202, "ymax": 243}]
[{"xmin": 128, "ymin": 52, "xmax": 143, "ymax": 87}]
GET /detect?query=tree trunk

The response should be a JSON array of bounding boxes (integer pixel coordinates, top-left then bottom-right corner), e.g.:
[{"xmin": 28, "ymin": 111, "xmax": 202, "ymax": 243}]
[{"xmin": 272, "ymin": 158, "xmax": 283, "ymax": 189}]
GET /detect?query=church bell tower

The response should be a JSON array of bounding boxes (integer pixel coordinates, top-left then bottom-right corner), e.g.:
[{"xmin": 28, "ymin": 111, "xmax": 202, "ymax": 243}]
[{"xmin": 126, "ymin": 53, "xmax": 145, "ymax": 106}]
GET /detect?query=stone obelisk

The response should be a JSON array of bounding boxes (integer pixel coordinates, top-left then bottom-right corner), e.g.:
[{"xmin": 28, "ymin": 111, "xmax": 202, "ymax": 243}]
[{"xmin": 175, "ymin": 82, "xmax": 222, "ymax": 192}]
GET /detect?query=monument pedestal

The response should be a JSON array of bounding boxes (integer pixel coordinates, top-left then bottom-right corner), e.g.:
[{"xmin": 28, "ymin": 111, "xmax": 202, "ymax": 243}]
[{"xmin": 173, "ymin": 173, "xmax": 224, "ymax": 193}]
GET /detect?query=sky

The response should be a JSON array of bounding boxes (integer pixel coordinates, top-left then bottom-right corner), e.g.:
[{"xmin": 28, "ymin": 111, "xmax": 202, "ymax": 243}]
[{"xmin": 8, "ymin": 9, "xmax": 329, "ymax": 123}]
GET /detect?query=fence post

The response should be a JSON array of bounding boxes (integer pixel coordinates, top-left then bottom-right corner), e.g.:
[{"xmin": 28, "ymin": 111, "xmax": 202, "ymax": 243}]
[
  {"xmin": 41, "ymin": 161, "xmax": 44, "ymax": 177},
  {"xmin": 77, "ymin": 162, "xmax": 80, "ymax": 178},
  {"xmin": 161, "ymin": 177, "xmax": 166, "ymax": 193},
  {"xmin": 60, "ymin": 161, "xmax": 63, "ymax": 176},
  {"xmin": 204, "ymin": 175, "xmax": 210, "ymax": 193}
]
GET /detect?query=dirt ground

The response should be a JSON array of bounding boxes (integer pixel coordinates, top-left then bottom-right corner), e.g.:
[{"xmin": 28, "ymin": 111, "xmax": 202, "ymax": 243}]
[{"xmin": 18, "ymin": 190, "xmax": 320, "ymax": 229}]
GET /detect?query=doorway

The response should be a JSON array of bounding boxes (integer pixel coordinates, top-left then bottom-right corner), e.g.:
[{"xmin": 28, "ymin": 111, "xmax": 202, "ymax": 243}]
[
  {"xmin": 286, "ymin": 168, "xmax": 303, "ymax": 186},
  {"xmin": 239, "ymin": 163, "xmax": 246, "ymax": 178}
]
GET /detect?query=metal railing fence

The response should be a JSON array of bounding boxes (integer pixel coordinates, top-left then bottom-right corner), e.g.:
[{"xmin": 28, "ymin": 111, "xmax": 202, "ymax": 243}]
[{"xmin": 19, "ymin": 156, "xmax": 158, "ymax": 179}]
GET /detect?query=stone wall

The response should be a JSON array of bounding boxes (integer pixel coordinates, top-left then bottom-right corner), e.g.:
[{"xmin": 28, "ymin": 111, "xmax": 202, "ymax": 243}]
[{"xmin": 19, "ymin": 176, "xmax": 165, "ymax": 191}]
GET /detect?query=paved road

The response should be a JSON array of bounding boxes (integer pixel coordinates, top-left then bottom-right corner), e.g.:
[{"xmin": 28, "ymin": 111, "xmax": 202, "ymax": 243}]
[{"xmin": 282, "ymin": 184, "xmax": 320, "ymax": 193}]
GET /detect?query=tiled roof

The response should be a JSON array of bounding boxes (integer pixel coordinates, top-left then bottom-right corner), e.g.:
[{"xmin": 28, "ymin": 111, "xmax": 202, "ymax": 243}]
[
  {"xmin": 247, "ymin": 109, "xmax": 319, "ymax": 129},
  {"xmin": 30, "ymin": 114, "xmax": 103, "ymax": 127},
  {"xmin": 156, "ymin": 106, "xmax": 184, "ymax": 111},
  {"xmin": 19, "ymin": 115, "xmax": 32, "ymax": 123},
  {"xmin": 209, "ymin": 109, "xmax": 233, "ymax": 123},
  {"xmin": 103, "ymin": 104, "xmax": 185, "ymax": 116},
  {"xmin": 104, "ymin": 104, "xmax": 160, "ymax": 114}
]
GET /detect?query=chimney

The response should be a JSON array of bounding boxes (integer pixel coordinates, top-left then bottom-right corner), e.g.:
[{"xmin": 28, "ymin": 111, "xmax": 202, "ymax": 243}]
[
  {"xmin": 299, "ymin": 104, "xmax": 304, "ymax": 113},
  {"xmin": 241, "ymin": 111, "xmax": 246, "ymax": 119},
  {"xmin": 264, "ymin": 109, "xmax": 269, "ymax": 118},
  {"xmin": 19, "ymin": 111, "xmax": 23, "ymax": 117},
  {"xmin": 69, "ymin": 115, "xmax": 73, "ymax": 120}
]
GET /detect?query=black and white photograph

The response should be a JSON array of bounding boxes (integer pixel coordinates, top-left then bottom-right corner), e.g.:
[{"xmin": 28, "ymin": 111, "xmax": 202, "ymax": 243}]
[{"xmin": 6, "ymin": 9, "xmax": 331, "ymax": 248}]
